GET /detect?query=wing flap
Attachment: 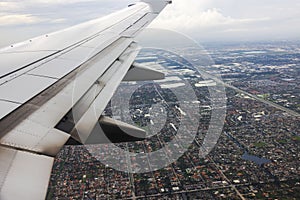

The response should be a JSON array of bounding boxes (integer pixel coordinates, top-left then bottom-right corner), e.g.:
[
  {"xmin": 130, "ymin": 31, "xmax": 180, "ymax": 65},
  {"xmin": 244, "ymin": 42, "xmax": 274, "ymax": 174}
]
[
  {"xmin": 71, "ymin": 43, "xmax": 140, "ymax": 143},
  {"xmin": 0, "ymin": 122, "xmax": 70, "ymax": 156},
  {"xmin": 0, "ymin": 146, "xmax": 54, "ymax": 200},
  {"xmin": 86, "ymin": 116, "xmax": 146, "ymax": 144}
]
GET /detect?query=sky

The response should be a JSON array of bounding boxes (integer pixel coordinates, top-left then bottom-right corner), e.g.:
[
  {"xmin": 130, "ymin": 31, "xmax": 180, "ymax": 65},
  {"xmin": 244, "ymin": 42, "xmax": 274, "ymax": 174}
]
[{"xmin": 0, "ymin": 0, "xmax": 300, "ymax": 48}]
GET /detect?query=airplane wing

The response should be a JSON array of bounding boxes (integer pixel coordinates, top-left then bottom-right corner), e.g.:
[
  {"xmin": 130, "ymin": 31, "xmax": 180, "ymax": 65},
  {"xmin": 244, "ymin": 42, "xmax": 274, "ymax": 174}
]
[{"xmin": 0, "ymin": 1, "xmax": 171, "ymax": 199}]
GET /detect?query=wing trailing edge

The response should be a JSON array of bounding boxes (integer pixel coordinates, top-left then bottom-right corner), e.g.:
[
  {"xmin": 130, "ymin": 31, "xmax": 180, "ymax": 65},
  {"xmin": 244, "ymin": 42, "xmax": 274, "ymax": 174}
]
[{"xmin": 86, "ymin": 116, "xmax": 146, "ymax": 144}]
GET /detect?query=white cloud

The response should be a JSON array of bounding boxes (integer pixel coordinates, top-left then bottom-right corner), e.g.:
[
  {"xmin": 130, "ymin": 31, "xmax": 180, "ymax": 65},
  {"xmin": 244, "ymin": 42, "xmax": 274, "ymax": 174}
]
[
  {"xmin": 0, "ymin": 14, "xmax": 42, "ymax": 25},
  {"xmin": 151, "ymin": 0, "xmax": 269, "ymax": 34},
  {"xmin": 0, "ymin": 2, "xmax": 23, "ymax": 11},
  {"xmin": 26, "ymin": 0, "xmax": 98, "ymax": 4},
  {"xmin": 50, "ymin": 18, "xmax": 67, "ymax": 24},
  {"xmin": 0, "ymin": 0, "xmax": 130, "ymax": 47},
  {"xmin": 152, "ymin": 8, "xmax": 268, "ymax": 31},
  {"xmin": 149, "ymin": 0, "xmax": 300, "ymax": 41}
]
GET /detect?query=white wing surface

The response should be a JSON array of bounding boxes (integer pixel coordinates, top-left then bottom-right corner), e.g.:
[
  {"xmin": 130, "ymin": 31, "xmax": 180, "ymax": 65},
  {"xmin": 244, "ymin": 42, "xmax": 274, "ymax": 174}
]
[{"xmin": 0, "ymin": 1, "xmax": 171, "ymax": 199}]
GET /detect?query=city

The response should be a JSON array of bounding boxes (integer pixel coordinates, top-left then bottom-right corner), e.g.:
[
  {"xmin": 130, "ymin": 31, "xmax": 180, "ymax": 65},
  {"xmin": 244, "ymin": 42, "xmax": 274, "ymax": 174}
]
[{"xmin": 47, "ymin": 41, "xmax": 300, "ymax": 200}]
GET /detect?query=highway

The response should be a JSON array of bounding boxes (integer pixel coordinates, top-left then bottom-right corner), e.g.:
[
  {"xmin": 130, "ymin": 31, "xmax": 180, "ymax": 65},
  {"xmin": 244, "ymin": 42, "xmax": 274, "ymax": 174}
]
[
  {"xmin": 163, "ymin": 54, "xmax": 300, "ymax": 117},
  {"xmin": 199, "ymin": 70, "xmax": 300, "ymax": 118}
]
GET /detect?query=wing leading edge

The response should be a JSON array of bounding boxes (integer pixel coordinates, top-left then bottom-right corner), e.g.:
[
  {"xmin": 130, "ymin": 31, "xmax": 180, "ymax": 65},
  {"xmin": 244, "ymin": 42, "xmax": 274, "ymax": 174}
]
[{"xmin": 0, "ymin": 1, "xmax": 171, "ymax": 199}]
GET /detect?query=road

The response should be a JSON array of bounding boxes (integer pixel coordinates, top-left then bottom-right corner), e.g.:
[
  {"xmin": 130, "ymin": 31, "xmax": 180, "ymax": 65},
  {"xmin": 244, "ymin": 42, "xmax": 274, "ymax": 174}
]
[
  {"xmin": 224, "ymin": 82, "xmax": 300, "ymax": 117},
  {"xmin": 205, "ymin": 71, "xmax": 300, "ymax": 118},
  {"xmin": 161, "ymin": 55, "xmax": 300, "ymax": 118}
]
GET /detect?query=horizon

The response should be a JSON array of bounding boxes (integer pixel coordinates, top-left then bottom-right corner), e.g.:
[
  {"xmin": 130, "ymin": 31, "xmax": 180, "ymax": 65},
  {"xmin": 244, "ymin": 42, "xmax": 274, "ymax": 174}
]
[{"xmin": 1, "ymin": 0, "xmax": 300, "ymax": 48}]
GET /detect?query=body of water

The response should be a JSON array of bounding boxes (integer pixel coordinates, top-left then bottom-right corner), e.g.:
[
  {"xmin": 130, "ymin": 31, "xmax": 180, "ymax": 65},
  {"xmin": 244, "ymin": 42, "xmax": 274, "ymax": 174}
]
[{"xmin": 242, "ymin": 152, "xmax": 271, "ymax": 166}]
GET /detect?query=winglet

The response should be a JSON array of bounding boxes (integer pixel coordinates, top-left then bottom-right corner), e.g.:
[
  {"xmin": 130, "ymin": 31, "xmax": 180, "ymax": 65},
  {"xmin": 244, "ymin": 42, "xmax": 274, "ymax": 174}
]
[
  {"xmin": 141, "ymin": 0, "xmax": 172, "ymax": 13},
  {"xmin": 141, "ymin": 0, "xmax": 172, "ymax": 4}
]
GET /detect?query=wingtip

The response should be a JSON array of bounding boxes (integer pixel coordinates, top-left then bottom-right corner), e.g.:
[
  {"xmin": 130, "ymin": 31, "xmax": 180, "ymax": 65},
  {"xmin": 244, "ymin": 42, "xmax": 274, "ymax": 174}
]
[
  {"xmin": 140, "ymin": 0, "xmax": 172, "ymax": 13},
  {"xmin": 141, "ymin": 0, "xmax": 172, "ymax": 4}
]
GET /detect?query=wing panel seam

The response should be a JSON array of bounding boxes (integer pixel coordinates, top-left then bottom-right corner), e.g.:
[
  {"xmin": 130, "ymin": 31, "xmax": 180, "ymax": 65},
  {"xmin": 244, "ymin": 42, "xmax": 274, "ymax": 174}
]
[{"xmin": 0, "ymin": 147, "xmax": 17, "ymax": 193}]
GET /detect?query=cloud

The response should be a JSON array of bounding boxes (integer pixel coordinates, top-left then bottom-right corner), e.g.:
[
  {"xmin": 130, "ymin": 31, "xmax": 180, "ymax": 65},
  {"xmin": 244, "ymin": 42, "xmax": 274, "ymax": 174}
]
[
  {"xmin": 0, "ymin": 14, "xmax": 42, "ymax": 26},
  {"xmin": 0, "ymin": 0, "xmax": 130, "ymax": 23},
  {"xmin": 0, "ymin": 0, "xmax": 122, "ymax": 26},
  {"xmin": 0, "ymin": 14, "xmax": 69, "ymax": 26},
  {"xmin": 148, "ymin": 0, "xmax": 300, "ymax": 41},
  {"xmin": 0, "ymin": 2, "xmax": 23, "ymax": 11},
  {"xmin": 50, "ymin": 18, "xmax": 67, "ymax": 24},
  {"xmin": 0, "ymin": 0, "xmax": 131, "ymax": 47},
  {"xmin": 26, "ymin": 0, "xmax": 98, "ymax": 4},
  {"xmin": 150, "ymin": 0, "xmax": 270, "ymax": 40},
  {"xmin": 151, "ymin": 8, "xmax": 268, "ymax": 31}
]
